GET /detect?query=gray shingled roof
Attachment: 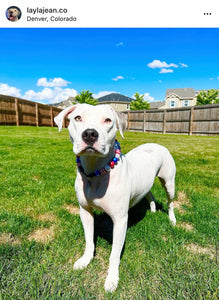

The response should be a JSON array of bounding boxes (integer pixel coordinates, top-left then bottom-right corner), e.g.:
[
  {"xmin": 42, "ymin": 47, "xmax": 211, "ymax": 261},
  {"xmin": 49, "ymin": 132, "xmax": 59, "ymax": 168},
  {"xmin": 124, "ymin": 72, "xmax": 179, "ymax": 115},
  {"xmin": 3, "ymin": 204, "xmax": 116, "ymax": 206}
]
[
  {"xmin": 97, "ymin": 93, "xmax": 134, "ymax": 103},
  {"xmin": 149, "ymin": 101, "xmax": 165, "ymax": 109},
  {"xmin": 166, "ymin": 88, "xmax": 195, "ymax": 99},
  {"xmin": 52, "ymin": 99, "xmax": 75, "ymax": 108}
]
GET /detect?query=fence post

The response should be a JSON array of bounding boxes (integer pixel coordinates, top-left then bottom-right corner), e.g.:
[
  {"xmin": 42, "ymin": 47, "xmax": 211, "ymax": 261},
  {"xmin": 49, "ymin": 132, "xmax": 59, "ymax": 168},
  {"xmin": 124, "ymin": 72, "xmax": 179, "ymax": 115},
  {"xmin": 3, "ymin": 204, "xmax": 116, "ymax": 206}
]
[
  {"xmin": 127, "ymin": 111, "xmax": 130, "ymax": 131},
  {"xmin": 189, "ymin": 106, "xmax": 194, "ymax": 135},
  {"xmin": 163, "ymin": 110, "xmax": 166, "ymax": 134},
  {"xmin": 143, "ymin": 110, "xmax": 147, "ymax": 132},
  {"xmin": 50, "ymin": 106, "xmax": 54, "ymax": 127},
  {"xmin": 15, "ymin": 98, "xmax": 19, "ymax": 126},
  {"xmin": 35, "ymin": 103, "xmax": 39, "ymax": 127}
]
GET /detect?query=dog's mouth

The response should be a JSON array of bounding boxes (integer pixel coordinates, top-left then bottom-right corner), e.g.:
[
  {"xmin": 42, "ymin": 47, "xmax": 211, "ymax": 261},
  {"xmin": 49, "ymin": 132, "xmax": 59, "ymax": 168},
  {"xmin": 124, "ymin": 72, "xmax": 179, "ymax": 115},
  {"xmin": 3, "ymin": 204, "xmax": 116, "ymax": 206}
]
[
  {"xmin": 83, "ymin": 146, "xmax": 98, "ymax": 154},
  {"xmin": 85, "ymin": 145, "xmax": 96, "ymax": 152},
  {"xmin": 79, "ymin": 145, "xmax": 103, "ymax": 156}
]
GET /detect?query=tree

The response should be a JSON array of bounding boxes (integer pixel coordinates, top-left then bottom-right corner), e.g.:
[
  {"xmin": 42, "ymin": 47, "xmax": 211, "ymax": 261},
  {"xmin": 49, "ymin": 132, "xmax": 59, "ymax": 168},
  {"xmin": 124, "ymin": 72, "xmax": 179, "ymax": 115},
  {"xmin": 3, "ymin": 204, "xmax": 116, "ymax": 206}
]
[
  {"xmin": 196, "ymin": 89, "xmax": 219, "ymax": 105},
  {"xmin": 130, "ymin": 92, "xmax": 150, "ymax": 110},
  {"xmin": 74, "ymin": 90, "xmax": 98, "ymax": 105}
]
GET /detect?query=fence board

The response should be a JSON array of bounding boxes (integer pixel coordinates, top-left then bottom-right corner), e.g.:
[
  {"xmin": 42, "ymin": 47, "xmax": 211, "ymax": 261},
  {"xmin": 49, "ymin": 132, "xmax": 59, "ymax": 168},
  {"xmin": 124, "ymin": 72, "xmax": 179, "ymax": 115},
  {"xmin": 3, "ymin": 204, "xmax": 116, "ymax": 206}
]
[
  {"xmin": 38, "ymin": 104, "xmax": 51, "ymax": 127},
  {"xmin": 129, "ymin": 121, "xmax": 144, "ymax": 131},
  {"xmin": 0, "ymin": 96, "xmax": 16, "ymax": 125},
  {"xmin": 19, "ymin": 99, "xmax": 36, "ymax": 125},
  {"xmin": 146, "ymin": 121, "xmax": 163, "ymax": 132},
  {"xmin": 166, "ymin": 121, "xmax": 190, "ymax": 133},
  {"xmin": 147, "ymin": 110, "xmax": 164, "ymax": 121}
]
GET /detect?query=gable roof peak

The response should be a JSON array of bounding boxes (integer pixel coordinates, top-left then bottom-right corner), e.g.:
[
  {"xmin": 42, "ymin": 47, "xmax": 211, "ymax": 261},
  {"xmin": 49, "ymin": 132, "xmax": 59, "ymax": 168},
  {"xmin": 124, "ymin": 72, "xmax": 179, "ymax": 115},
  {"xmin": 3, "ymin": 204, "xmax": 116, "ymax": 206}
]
[
  {"xmin": 166, "ymin": 88, "xmax": 195, "ymax": 98},
  {"xmin": 97, "ymin": 92, "xmax": 134, "ymax": 103}
]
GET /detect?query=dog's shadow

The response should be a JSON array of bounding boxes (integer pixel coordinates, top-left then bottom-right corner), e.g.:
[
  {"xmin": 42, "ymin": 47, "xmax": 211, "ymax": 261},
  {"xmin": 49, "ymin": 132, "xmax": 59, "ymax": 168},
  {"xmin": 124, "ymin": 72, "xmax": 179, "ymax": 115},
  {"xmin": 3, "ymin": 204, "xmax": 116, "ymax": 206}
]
[{"xmin": 94, "ymin": 197, "xmax": 165, "ymax": 245}]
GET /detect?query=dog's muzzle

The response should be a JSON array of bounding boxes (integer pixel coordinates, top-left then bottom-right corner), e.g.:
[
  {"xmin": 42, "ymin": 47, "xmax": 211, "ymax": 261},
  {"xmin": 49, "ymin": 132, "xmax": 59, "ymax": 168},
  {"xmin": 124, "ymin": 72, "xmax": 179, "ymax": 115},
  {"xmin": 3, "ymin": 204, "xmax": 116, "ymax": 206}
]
[{"xmin": 82, "ymin": 129, "xmax": 99, "ymax": 146}]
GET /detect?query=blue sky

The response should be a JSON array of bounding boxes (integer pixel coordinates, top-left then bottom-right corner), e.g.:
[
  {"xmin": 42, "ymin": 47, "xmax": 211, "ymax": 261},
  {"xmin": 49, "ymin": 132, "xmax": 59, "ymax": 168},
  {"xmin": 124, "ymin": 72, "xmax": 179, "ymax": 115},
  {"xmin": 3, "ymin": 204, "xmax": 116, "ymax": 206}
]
[{"xmin": 0, "ymin": 28, "xmax": 219, "ymax": 104}]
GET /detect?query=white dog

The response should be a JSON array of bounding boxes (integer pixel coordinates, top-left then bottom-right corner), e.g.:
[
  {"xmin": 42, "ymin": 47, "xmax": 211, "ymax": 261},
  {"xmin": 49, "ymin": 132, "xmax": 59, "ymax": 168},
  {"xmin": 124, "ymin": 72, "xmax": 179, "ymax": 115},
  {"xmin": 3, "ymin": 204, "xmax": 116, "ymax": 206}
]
[{"xmin": 54, "ymin": 104, "xmax": 176, "ymax": 292}]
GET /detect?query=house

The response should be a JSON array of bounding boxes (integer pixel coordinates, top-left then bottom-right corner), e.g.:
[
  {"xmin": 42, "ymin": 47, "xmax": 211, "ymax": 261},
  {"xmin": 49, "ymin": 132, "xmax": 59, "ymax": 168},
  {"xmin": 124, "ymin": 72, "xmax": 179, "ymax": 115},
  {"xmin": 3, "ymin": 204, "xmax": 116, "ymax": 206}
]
[
  {"xmin": 149, "ymin": 101, "xmax": 166, "ymax": 110},
  {"xmin": 97, "ymin": 93, "xmax": 133, "ymax": 111},
  {"xmin": 163, "ymin": 88, "xmax": 196, "ymax": 108},
  {"xmin": 52, "ymin": 97, "xmax": 76, "ymax": 109}
]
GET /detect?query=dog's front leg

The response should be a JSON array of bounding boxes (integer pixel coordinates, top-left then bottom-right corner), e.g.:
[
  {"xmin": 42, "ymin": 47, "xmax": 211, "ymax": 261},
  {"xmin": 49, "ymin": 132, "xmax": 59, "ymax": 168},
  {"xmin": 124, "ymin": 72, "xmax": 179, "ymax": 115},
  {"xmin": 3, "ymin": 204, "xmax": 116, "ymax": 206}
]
[
  {"xmin": 104, "ymin": 214, "xmax": 128, "ymax": 292},
  {"xmin": 73, "ymin": 206, "xmax": 95, "ymax": 270}
]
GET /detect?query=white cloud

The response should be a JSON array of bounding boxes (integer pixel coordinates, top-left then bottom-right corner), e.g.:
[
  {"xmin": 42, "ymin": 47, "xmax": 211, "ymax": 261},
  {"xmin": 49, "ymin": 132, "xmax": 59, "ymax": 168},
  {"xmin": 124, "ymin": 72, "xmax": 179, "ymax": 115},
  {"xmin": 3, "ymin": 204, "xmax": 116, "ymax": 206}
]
[
  {"xmin": 52, "ymin": 87, "xmax": 77, "ymax": 103},
  {"xmin": 147, "ymin": 59, "xmax": 189, "ymax": 74},
  {"xmin": 132, "ymin": 92, "xmax": 155, "ymax": 102},
  {"xmin": 37, "ymin": 77, "xmax": 71, "ymax": 87},
  {"xmin": 116, "ymin": 42, "xmax": 124, "ymax": 47},
  {"xmin": 147, "ymin": 60, "xmax": 178, "ymax": 69},
  {"xmin": 24, "ymin": 87, "xmax": 77, "ymax": 104},
  {"xmin": 170, "ymin": 63, "xmax": 178, "ymax": 68},
  {"xmin": 217, "ymin": 77, "xmax": 219, "ymax": 80},
  {"xmin": 143, "ymin": 93, "xmax": 155, "ymax": 102},
  {"xmin": 25, "ymin": 77, "xmax": 76, "ymax": 103},
  {"xmin": 112, "ymin": 75, "xmax": 124, "ymax": 81},
  {"xmin": 92, "ymin": 91, "xmax": 115, "ymax": 99},
  {"xmin": 159, "ymin": 68, "xmax": 174, "ymax": 74},
  {"xmin": 179, "ymin": 63, "xmax": 188, "ymax": 68},
  {"xmin": 24, "ymin": 88, "xmax": 53, "ymax": 101},
  {"xmin": 0, "ymin": 83, "xmax": 22, "ymax": 97}
]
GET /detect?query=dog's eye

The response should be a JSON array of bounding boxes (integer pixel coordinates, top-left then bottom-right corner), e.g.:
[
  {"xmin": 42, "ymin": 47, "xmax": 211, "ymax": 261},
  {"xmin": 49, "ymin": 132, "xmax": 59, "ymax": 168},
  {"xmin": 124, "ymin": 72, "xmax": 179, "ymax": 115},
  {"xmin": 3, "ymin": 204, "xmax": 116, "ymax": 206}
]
[
  {"xmin": 75, "ymin": 116, "xmax": 82, "ymax": 122},
  {"xmin": 104, "ymin": 118, "xmax": 112, "ymax": 123}
]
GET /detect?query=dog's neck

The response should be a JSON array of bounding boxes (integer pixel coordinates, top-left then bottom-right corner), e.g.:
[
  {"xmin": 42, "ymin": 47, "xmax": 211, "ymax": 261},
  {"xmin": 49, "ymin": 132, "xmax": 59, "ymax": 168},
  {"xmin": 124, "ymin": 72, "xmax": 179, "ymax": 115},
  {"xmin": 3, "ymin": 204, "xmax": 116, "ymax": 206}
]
[{"xmin": 79, "ymin": 144, "xmax": 115, "ymax": 176}]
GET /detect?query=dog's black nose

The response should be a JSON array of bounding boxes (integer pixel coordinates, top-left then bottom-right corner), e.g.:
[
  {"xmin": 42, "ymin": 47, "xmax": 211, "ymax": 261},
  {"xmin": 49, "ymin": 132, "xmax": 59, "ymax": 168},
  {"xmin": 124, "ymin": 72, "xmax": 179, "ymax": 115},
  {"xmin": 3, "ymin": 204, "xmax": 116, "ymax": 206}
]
[{"xmin": 82, "ymin": 129, "xmax": 98, "ymax": 145}]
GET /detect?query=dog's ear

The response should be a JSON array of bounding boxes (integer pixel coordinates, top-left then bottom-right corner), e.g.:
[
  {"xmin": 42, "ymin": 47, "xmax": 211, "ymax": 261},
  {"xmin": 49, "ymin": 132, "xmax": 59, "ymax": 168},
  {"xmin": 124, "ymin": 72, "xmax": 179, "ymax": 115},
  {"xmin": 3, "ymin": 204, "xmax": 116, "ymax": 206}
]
[
  {"xmin": 115, "ymin": 112, "xmax": 126, "ymax": 139},
  {"xmin": 54, "ymin": 105, "xmax": 77, "ymax": 132}
]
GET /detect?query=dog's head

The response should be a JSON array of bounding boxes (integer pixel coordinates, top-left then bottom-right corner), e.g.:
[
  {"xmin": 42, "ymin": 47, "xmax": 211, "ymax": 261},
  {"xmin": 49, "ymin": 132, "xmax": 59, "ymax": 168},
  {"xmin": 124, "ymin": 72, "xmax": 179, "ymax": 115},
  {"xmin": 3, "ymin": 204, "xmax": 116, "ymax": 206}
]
[
  {"xmin": 7, "ymin": 7, "xmax": 21, "ymax": 21},
  {"xmin": 54, "ymin": 104, "xmax": 126, "ymax": 157}
]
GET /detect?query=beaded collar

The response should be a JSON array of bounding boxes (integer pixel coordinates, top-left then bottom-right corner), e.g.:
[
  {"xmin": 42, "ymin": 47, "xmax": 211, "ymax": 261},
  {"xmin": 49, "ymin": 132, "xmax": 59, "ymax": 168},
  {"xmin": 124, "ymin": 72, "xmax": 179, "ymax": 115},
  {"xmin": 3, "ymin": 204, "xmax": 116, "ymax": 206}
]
[{"xmin": 76, "ymin": 140, "xmax": 121, "ymax": 178}]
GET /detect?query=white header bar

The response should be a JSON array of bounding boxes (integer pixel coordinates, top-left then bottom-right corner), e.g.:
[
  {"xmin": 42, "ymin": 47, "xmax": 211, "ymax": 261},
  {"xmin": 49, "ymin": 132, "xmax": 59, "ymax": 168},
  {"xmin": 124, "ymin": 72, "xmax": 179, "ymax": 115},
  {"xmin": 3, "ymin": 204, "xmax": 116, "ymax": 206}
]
[{"xmin": 1, "ymin": 0, "xmax": 218, "ymax": 28}]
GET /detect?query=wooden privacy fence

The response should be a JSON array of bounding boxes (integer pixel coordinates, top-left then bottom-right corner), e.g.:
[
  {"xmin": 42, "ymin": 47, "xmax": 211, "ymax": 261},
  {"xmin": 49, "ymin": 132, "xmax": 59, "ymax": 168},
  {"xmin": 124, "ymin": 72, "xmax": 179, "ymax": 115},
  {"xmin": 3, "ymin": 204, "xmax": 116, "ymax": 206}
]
[
  {"xmin": 124, "ymin": 104, "xmax": 219, "ymax": 135},
  {"xmin": 0, "ymin": 94, "xmax": 219, "ymax": 135},
  {"xmin": 0, "ymin": 94, "xmax": 68, "ymax": 128}
]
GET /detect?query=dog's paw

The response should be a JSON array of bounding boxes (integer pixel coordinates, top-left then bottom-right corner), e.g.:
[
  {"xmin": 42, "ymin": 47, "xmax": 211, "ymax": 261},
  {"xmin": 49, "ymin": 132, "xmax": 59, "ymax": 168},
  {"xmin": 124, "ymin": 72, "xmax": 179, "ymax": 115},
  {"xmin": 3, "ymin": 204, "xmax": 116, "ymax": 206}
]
[
  {"xmin": 104, "ymin": 273, "xmax": 119, "ymax": 293},
  {"xmin": 170, "ymin": 216, "xmax": 176, "ymax": 226},
  {"xmin": 169, "ymin": 212, "xmax": 176, "ymax": 226},
  {"xmin": 150, "ymin": 201, "xmax": 156, "ymax": 213},
  {"xmin": 73, "ymin": 255, "xmax": 92, "ymax": 270}
]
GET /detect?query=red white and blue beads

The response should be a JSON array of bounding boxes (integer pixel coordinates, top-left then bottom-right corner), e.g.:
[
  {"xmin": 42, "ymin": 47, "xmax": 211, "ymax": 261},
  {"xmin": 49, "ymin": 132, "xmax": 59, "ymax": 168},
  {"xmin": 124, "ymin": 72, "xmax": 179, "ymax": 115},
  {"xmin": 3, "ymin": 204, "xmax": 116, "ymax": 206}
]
[{"xmin": 76, "ymin": 139, "xmax": 121, "ymax": 178}]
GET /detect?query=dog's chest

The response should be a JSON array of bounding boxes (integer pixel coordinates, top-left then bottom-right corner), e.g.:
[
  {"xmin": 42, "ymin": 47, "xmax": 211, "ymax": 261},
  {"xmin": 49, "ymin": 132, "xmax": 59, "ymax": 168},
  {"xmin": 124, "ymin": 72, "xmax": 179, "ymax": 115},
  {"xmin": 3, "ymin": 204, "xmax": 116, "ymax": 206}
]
[
  {"xmin": 86, "ymin": 178, "xmax": 108, "ymax": 201},
  {"xmin": 76, "ymin": 174, "xmax": 112, "ymax": 210}
]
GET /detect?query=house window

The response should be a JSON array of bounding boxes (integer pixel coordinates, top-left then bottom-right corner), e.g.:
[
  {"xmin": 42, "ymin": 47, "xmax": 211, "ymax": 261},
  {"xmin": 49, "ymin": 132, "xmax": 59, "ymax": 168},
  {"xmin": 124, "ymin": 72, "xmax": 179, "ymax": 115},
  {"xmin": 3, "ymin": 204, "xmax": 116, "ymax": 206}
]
[
  {"xmin": 182, "ymin": 100, "xmax": 190, "ymax": 107},
  {"xmin": 170, "ymin": 100, "xmax": 176, "ymax": 107},
  {"xmin": 127, "ymin": 104, "xmax": 130, "ymax": 110}
]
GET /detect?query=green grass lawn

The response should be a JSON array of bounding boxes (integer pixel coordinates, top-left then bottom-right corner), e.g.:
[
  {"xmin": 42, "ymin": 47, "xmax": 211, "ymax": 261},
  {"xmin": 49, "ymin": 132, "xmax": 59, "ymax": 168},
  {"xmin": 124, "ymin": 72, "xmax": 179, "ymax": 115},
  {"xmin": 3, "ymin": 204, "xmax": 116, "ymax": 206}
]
[{"xmin": 0, "ymin": 126, "xmax": 218, "ymax": 299}]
